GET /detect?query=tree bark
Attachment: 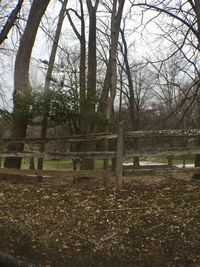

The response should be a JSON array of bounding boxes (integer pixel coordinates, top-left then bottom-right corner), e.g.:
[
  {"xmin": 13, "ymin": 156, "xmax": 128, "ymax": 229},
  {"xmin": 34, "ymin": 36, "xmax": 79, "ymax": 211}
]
[
  {"xmin": 38, "ymin": 0, "xmax": 68, "ymax": 171},
  {"xmin": 0, "ymin": 0, "xmax": 24, "ymax": 45},
  {"xmin": 193, "ymin": 97, "xmax": 200, "ymax": 179},
  {"xmin": 66, "ymin": 1, "xmax": 86, "ymax": 114},
  {"xmin": 79, "ymin": 0, "xmax": 86, "ymax": 114},
  {"xmin": 86, "ymin": 0, "xmax": 99, "ymax": 122},
  {"xmin": 4, "ymin": 0, "xmax": 50, "ymax": 169},
  {"xmin": 67, "ymin": 1, "xmax": 88, "ymax": 170},
  {"xmin": 193, "ymin": 0, "xmax": 200, "ymax": 46},
  {"xmin": 120, "ymin": 27, "xmax": 140, "ymax": 166},
  {"xmin": 80, "ymin": 0, "xmax": 99, "ymax": 170},
  {"xmin": 98, "ymin": 0, "xmax": 125, "ymax": 119},
  {"xmin": 188, "ymin": 1, "xmax": 200, "ymax": 177}
]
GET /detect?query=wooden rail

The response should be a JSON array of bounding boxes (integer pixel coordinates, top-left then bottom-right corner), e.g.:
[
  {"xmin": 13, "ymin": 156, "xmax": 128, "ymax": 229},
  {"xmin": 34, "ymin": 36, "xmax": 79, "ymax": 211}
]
[
  {"xmin": 125, "ymin": 129, "xmax": 200, "ymax": 138},
  {"xmin": 0, "ymin": 151, "xmax": 116, "ymax": 159},
  {"xmin": 125, "ymin": 147, "xmax": 200, "ymax": 157},
  {"xmin": 0, "ymin": 131, "xmax": 122, "ymax": 189},
  {"xmin": 0, "ymin": 168, "xmax": 114, "ymax": 178},
  {"xmin": 124, "ymin": 128, "xmax": 200, "ymax": 178},
  {"xmin": 0, "ymin": 133, "xmax": 118, "ymax": 145},
  {"xmin": 1, "ymin": 126, "xmax": 200, "ymax": 188}
]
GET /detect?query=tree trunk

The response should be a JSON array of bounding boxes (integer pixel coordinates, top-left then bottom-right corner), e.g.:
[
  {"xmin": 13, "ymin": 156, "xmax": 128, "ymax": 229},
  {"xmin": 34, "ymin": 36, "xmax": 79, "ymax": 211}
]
[
  {"xmin": 80, "ymin": 0, "xmax": 99, "ymax": 171},
  {"xmin": 0, "ymin": 0, "xmax": 24, "ymax": 45},
  {"xmin": 86, "ymin": 0, "xmax": 98, "ymax": 120},
  {"xmin": 67, "ymin": 1, "xmax": 88, "ymax": 171},
  {"xmin": 38, "ymin": 0, "xmax": 68, "ymax": 171},
  {"xmin": 120, "ymin": 26, "xmax": 140, "ymax": 166},
  {"xmin": 4, "ymin": 0, "xmax": 50, "ymax": 169},
  {"xmin": 192, "ymin": 1, "xmax": 200, "ymax": 178},
  {"xmin": 96, "ymin": 0, "xmax": 125, "ymax": 177},
  {"xmin": 192, "ymin": 136, "xmax": 200, "ymax": 179},
  {"xmin": 98, "ymin": 0, "xmax": 125, "ymax": 119},
  {"xmin": 194, "ymin": 0, "xmax": 200, "ymax": 46},
  {"xmin": 29, "ymin": 157, "xmax": 35, "ymax": 170},
  {"xmin": 79, "ymin": 0, "xmax": 86, "ymax": 114},
  {"xmin": 66, "ymin": 0, "xmax": 86, "ymax": 114}
]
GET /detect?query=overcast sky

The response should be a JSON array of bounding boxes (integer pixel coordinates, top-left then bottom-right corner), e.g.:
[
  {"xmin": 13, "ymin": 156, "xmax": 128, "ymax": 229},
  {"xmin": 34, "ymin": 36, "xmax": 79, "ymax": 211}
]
[{"xmin": 0, "ymin": 0, "xmax": 183, "ymax": 109}]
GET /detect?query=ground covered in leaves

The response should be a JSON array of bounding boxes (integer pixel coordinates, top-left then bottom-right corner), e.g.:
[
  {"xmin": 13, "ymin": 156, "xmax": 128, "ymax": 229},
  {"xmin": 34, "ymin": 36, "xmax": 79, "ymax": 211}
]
[{"xmin": 1, "ymin": 178, "xmax": 200, "ymax": 267}]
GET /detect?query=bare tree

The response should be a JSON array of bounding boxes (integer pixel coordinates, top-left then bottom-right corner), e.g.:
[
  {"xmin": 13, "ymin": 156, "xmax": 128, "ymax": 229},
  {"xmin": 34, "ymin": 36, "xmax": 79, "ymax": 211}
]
[
  {"xmin": 129, "ymin": 0, "xmax": 200, "ymax": 173},
  {"xmin": 130, "ymin": 0, "xmax": 200, "ymax": 89},
  {"xmin": 98, "ymin": 0, "xmax": 125, "ymax": 119},
  {"xmin": 119, "ymin": 27, "xmax": 152, "ymax": 166},
  {"xmin": 37, "ymin": 0, "xmax": 69, "ymax": 171},
  {"xmin": 4, "ymin": 0, "xmax": 50, "ymax": 169},
  {"xmin": 67, "ymin": 0, "xmax": 86, "ymax": 115},
  {"xmin": 86, "ymin": 0, "xmax": 99, "ymax": 124},
  {"xmin": 0, "ymin": 0, "xmax": 24, "ymax": 45}
]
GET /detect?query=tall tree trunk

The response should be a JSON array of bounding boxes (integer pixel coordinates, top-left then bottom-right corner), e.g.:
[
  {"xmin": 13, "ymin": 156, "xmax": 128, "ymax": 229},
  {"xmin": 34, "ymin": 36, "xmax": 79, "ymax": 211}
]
[
  {"xmin": 120, "ymin": 27, "xmax": 140, "ymax": 167},
  {"xmin": 67, "ymin": 0, "xmax": 87, "ymax": 170},
  {"xmin": 86, "ymin": 0, "xmax": 99, "ymax": 122},
  {"xmin": 192, "ymin": 1, "xmax": 200, "ymax": 175},
  {"xmin": 4, "ymin": 0, "xmax": 50, "ymax": 169},
  {"xmin": 79, "ymin": 0, "xmax": 86, "ymax": 115},
  {"xmin": 193, "ymin": 0, "xmax": 200, "ymax": 45},
  {"xmin": 38, "ymin": 0, "xmax": 68, "ymax": 171},
  {"xmin": 0, "ymin": 0, "xmax": 24, "ymax": 45},
  {"xmin": 66, "ymin": 0, "xmax": 86, "ymax": 114},
  {"xmin": 98, "ymin": 0, "xmax": 125, "ymax": 119},
  {"xmin": 80, "ymin": 0, "xmax": 99, "ymax": 171},
  {"xmin": 193, "ymin": 86, "xmax": 200, "ymax": 179},
  {"xmin": 97, "ymin": 0, "xmax": 125, "ymax": 178}
]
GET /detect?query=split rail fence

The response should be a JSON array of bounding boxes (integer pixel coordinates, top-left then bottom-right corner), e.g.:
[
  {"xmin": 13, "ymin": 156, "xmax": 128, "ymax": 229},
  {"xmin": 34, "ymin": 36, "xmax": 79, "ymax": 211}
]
[{"xmin": 1, "ymin": 124, "xmax": 200, "ymax": 188}]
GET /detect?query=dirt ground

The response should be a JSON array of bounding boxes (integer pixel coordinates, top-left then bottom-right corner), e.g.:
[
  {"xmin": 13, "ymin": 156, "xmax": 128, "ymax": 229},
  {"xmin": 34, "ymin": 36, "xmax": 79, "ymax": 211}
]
[{"xmin": 0, "ymin": 175, "xmax": 200, "ymax": 267}]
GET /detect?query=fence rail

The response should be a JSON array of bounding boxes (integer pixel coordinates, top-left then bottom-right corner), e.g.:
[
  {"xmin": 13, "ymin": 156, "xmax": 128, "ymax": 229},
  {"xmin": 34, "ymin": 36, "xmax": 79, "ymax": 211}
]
[
  {"xmin": 1, "ymin": 126, "xmax": 200, "ymax": 188},
  {"xmin": 125, "ymin": 146, "xmax": 200, "ymax": 157},
  {"xmin": 125, "ymin": 129, "xmax": 200, "ymax": 138},
  {"xmin": 0, "ymin": 151, "xmax": 116, "ymax": 159},
  {"xmin": 0, "ymin": 130, "xmax": 121, "ymax": 188},
  {"xmin": 0, "ymin": 168, "xmax": 114, "ymax": 178},
  {"xmin": 0, "ymin": 133, "xmax": 118, "ymax": 145}
]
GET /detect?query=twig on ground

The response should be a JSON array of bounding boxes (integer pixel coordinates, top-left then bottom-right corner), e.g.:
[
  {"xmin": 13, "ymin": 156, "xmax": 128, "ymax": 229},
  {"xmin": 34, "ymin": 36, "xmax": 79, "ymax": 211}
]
[
  {"xmin": 97, "ymin": 232, "xmax": 118, "ymax": 245},
  {"xmin": 71, "ymin": 233, "xmax": 102, "ymax": 250}
]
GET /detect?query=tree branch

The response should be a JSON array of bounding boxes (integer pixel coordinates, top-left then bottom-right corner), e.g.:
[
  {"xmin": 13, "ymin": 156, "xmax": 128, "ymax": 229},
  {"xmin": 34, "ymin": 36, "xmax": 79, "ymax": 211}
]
[{"xmin": 0, "ymin": 0, "xmax": 24, "ymax": 45}]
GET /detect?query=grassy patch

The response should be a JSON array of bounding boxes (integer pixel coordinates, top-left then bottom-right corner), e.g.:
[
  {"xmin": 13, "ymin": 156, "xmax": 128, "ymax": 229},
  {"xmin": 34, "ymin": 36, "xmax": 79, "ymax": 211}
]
[{"xmin": 20, "ymin": 158, "xmax": 108, "ymax": 170}]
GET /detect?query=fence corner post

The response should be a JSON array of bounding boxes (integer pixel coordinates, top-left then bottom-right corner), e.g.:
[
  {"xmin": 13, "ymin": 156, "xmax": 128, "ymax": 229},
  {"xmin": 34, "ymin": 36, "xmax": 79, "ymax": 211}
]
[{"xmin": 115, "ymin": 121, "xmax": 124, "ymax": 190}]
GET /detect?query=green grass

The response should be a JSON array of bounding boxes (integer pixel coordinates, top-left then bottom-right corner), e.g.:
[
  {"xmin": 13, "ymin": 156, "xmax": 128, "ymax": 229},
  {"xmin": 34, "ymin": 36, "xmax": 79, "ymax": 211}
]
[
  {"xmin": 0, "ymin": 155, "xmax": 195, "ymax": 171},
  {"xmin": 20, "ymin": 158, "xmax": 107, "ymax": 170},
  {"xmin": 20, "ymin": 158, "xmax": 74, "ymax": 170}
]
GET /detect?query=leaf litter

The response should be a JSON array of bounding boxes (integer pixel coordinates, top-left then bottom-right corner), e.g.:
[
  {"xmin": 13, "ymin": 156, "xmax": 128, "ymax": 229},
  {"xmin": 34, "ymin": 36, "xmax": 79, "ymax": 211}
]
[{"xmin": 0, "ymin": 178, "xmax": 200, "ymax": 266}]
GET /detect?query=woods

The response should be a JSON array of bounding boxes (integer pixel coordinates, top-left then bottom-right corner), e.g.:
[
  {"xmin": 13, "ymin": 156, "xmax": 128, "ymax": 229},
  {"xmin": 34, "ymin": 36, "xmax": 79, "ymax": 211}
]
[
  {"xmin": 1, "ymin": 0, "xmax": 200, "ymax": 266},
  {"xmin": 0, "ymin": 0, "xmax": 200, "ymax": 171}
]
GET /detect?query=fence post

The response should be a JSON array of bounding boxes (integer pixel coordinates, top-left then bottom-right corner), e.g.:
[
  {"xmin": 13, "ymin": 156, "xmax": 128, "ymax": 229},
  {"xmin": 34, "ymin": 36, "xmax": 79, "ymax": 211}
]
[
  {"xmin": 167, "ymin": 155, "xmax": 173, "ymax": 168},
  {"xmin": 115, "ymin": 121, "xmax": 124, "ymax": 190}
]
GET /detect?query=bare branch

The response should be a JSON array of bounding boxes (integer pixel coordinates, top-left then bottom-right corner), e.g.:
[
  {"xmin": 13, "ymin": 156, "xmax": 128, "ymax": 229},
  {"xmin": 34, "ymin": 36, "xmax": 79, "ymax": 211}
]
[{"xmin": 0, "ymin": 0, "xmax": 24, "ymax": 45}]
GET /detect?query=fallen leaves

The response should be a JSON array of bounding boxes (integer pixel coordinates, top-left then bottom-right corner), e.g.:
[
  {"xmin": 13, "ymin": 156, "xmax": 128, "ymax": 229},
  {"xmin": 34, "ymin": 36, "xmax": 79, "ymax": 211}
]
[{"xmin": 0, "ymin": 179, "xmax": 200, "ymax": 266}]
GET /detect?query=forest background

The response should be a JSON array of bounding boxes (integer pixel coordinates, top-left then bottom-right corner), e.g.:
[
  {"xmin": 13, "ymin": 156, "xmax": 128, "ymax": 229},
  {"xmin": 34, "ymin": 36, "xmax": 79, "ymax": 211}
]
[{"xmin": 0, "ymin": 0, "xmax": 199, "ymax": 170}]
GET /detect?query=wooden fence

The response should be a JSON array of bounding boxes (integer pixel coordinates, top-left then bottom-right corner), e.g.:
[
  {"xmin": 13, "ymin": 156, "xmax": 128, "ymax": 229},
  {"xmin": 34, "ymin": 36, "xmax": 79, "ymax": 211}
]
[
  {"xmin": 0, "ymin": 130, "xmax": 122, "ymax": 188},
  {"xmin": 123, "ymin": 128, "xmax": 200, "ymax": 177},
  {"xmin": 1, "ymin": 125, "xmax": 200, "ymax": 189}
]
